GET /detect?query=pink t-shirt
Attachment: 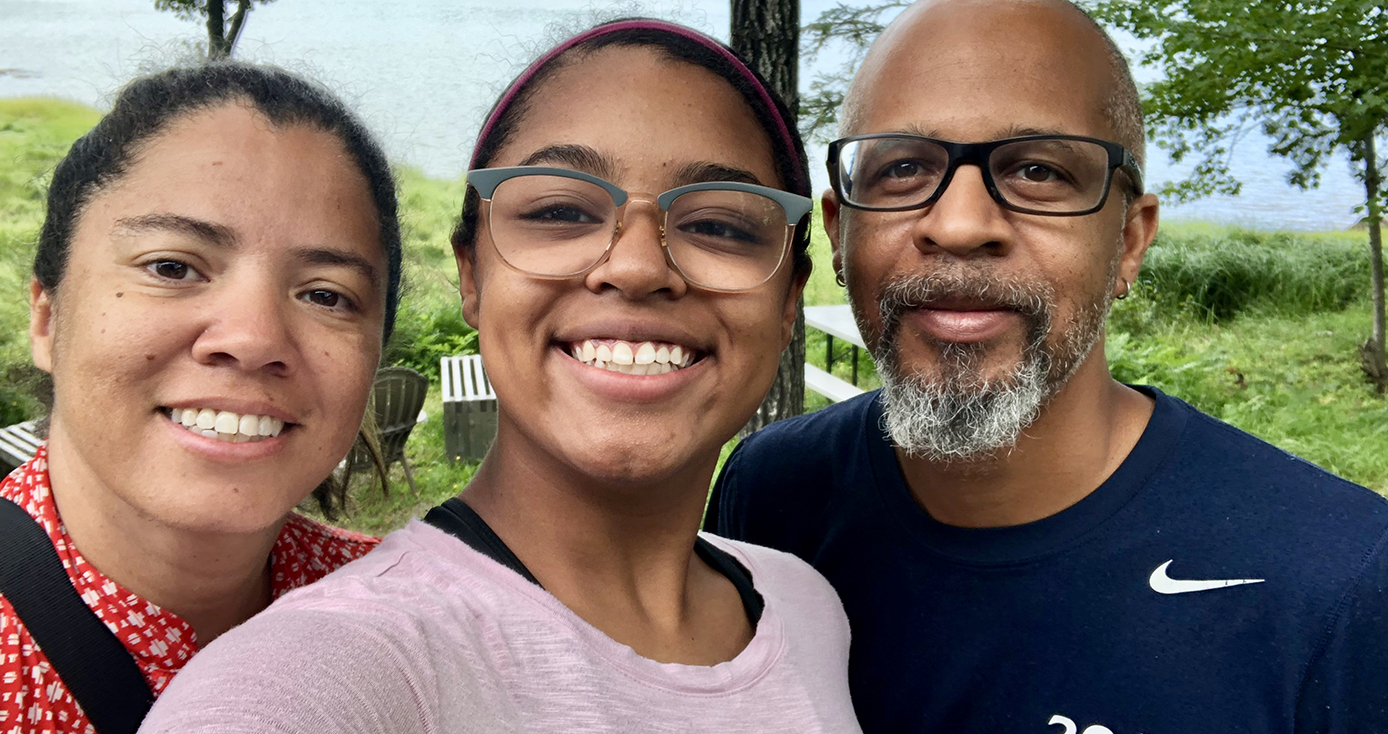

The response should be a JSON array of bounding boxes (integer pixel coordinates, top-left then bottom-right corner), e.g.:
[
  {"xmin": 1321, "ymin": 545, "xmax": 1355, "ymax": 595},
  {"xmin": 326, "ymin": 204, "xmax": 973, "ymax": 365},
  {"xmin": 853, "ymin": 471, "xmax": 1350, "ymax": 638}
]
[{"xmin": 139, "ymin": 520, "xmax": 862, "ymax": 733}]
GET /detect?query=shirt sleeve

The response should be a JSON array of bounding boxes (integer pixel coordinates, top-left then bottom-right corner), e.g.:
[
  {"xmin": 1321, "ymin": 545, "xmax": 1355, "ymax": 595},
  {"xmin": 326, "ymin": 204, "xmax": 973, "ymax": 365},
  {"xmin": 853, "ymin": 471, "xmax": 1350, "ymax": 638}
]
[
  {"xmin": 1295, "ymin": 528, "xmax": 1388, "ymax": 733},
  {"xmin": 138, "ymin": 602, "xmax": 441, "ymax": 734}
]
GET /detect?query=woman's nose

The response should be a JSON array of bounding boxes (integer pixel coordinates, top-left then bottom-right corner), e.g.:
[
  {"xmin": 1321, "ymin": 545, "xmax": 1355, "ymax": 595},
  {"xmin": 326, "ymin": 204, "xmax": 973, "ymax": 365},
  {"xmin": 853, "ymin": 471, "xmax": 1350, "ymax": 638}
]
[{"xmin": 189, "ymin": 277, "xmax": 297, "ymax": 375}]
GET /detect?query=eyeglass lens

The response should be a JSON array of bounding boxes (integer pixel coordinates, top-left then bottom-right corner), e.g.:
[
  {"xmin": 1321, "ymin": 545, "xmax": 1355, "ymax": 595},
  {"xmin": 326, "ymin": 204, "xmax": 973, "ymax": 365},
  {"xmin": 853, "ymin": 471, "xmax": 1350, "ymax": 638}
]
[
  {"xmin": 836, "ymin": 137, "xmax": 1113, "ymax": 213},
  {"xmin": 486, "ymin": 174, "xmax": 789, "ymax": 290}
]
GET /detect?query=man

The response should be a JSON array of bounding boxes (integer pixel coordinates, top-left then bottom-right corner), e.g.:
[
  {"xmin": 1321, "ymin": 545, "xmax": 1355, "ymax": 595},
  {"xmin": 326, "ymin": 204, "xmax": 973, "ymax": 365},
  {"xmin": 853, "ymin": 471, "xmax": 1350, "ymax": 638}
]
[{"xmin": 706, "ymin": 0, "xmax": 1388, "ymax": 731}]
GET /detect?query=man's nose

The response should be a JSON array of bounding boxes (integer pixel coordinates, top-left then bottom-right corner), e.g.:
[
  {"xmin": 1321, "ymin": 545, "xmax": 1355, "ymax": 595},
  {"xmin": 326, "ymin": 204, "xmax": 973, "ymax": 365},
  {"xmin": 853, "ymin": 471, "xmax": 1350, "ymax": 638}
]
[
  {"xmin": 190, "ymin": 277, "xmax": 297, "ymax": 375},
  {"xmin": 912, "ymin": 164, "xmax": 1013, "ymax": 258}
]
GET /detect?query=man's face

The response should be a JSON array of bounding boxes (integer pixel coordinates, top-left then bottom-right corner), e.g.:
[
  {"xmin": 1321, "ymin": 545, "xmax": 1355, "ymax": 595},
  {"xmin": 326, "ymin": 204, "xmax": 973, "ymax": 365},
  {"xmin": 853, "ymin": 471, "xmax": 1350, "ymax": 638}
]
[{"xmin": 824, "ymin": 0, "xmax": 1157, "ymax": 460}]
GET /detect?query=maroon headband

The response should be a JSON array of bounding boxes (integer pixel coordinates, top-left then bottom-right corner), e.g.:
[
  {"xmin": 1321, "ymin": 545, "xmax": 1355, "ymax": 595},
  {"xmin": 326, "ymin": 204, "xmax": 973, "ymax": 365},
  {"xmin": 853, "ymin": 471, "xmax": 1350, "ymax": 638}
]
[{"xmin": 469, "ymin": 18, "xmax": 806, "ymax": 193}]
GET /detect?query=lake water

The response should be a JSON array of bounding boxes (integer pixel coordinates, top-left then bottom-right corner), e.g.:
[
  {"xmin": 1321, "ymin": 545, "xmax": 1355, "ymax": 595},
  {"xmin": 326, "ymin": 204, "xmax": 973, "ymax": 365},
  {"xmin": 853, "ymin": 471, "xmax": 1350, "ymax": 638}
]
[{"xmin": 0, "ymin": 0, "xmax": 1367, "ymax": 231}]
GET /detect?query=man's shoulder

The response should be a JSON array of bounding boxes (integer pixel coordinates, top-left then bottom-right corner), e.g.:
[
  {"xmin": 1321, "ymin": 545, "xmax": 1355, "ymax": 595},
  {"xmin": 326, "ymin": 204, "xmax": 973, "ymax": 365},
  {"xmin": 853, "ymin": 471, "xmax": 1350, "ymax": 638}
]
[{"xmin": 736, "ymin": 390, "xmax": 880, "ymax": 466}]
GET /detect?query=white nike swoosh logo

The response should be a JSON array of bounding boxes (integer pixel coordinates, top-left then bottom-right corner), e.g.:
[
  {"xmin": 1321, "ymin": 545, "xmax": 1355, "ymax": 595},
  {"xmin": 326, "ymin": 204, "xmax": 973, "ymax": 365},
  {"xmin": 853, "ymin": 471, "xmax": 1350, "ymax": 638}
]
[{"xmin": 1149, "ymin": 560, "xmax": 1265, "ymax": 595}]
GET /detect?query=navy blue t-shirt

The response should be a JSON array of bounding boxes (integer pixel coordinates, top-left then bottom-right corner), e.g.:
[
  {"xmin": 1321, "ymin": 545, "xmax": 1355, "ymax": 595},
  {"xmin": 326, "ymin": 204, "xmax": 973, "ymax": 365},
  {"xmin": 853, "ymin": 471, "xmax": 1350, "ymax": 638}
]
[{"xmin": 707, "ymin": 387, "xmax": 1388, "ymax": 733}]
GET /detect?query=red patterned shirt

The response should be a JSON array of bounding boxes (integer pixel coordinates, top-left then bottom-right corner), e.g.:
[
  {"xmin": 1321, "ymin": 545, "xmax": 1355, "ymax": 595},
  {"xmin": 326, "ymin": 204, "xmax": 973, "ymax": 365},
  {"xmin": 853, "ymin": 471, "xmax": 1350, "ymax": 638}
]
[{"xmin": 0, "ymin": 446, "xmax": 380, "ymax": 734}]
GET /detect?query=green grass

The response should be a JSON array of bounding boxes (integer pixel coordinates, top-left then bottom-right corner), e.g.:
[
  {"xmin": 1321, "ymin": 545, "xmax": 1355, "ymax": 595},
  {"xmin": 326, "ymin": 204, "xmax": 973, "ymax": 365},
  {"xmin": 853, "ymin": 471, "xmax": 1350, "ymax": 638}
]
[{"xmin": 1, "ymin": 97, "xmax": 1385, "ymax": 539}]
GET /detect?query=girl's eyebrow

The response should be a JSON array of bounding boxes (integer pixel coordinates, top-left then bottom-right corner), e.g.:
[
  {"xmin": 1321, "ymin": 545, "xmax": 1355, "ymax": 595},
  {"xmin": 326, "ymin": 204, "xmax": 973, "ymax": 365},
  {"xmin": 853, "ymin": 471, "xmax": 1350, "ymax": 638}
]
[
  {"xmin": 518, "ymin": 144, "xmax": 617, "ymax": 180},
  {"xmin": 112, "ymin": 213, "xmax": 237, "ymax": 248},
  {"xmin": 673, "ymin": 161, "xmax": 763, "ymax": 187}
]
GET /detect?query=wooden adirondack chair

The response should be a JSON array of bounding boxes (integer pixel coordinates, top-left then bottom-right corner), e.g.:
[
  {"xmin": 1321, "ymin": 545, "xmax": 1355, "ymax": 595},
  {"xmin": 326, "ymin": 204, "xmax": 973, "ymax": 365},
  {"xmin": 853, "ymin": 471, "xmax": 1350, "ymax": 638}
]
[{"xmin": 349, "ymin": 366, "xmax": 429, "ymax": 494}]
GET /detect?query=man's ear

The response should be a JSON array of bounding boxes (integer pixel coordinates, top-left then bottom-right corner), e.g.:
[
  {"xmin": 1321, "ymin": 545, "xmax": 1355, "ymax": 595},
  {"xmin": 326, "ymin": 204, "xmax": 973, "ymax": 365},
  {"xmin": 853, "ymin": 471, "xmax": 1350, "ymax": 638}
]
[
  {"xmin": 821, "ymin": 189, "xmax": 845, "ymax": 285},
  {"xmin": 29, "ymin": 278, "xmax": 54, "ymax": 373},
  {"xmin": 454, "ymin": 245, "xmax": 481, "ymax": 329},
  {"xmin": 781, "ymin": 268, "xmax": 811, "ymax": 349},
  {"xmin": 1115, "ymin": 193, "xmax": 1160, "ymax": 300}
]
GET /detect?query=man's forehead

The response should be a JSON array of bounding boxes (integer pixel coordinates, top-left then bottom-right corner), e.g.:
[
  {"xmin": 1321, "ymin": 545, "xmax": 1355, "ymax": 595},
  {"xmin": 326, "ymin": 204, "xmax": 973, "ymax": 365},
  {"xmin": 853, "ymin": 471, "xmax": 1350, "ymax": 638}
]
[{"xmin": 847, "ymin": 0, "xmax": 1114, "ymax": 140}]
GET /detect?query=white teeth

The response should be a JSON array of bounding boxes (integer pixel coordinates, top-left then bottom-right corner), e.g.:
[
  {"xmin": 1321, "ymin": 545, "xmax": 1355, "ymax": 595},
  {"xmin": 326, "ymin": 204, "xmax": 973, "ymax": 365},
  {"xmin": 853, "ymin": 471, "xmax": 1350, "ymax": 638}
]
[
  {"xmin": 570, "ymin": 339, "xmax": 697, "ymax": 375},
  {"xmin": 196, "ymin": 409, "xmax": 216, "ymax": 430},
  {"xmin": 168, "ymin": 407, "xmax": 285, "ymax": 443}
]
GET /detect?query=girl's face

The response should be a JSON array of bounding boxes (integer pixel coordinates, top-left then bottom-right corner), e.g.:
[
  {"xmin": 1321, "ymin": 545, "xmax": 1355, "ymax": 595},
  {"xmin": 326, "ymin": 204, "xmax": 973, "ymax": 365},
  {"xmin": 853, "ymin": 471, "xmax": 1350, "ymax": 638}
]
[
  {"xmin": 31, "ymin": 102, "xmax": 387, "ymax": 534},
  {"xmin": 459, "ymin": 46, "xmax": 804, "ymax": 488}
]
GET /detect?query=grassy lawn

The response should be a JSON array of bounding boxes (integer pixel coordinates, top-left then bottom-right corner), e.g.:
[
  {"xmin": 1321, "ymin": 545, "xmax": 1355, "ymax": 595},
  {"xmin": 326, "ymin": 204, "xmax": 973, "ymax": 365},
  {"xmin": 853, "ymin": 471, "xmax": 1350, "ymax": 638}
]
[{"xmin": 2, "ymin": 97, "xmax": 1385, "ymax": 539}]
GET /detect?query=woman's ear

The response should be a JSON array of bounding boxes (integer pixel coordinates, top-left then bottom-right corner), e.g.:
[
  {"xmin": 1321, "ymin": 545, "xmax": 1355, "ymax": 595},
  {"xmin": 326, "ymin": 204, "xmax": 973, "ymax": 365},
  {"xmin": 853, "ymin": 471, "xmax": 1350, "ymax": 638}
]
[
  {"xmin": 29, "ymin": 278, "xmax": 55, "ymax": 373},
  {"xmin": 455, "ymin": 246, "xmax": 481, "ymax": 329}
]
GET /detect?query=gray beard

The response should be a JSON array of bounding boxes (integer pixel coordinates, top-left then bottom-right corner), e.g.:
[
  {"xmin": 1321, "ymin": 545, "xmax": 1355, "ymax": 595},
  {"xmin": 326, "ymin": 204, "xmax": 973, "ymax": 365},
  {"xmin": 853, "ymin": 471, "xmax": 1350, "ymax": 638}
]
[{"xmin": 863, "ymin": 268, "xmax": 1113, "ymax": 463}]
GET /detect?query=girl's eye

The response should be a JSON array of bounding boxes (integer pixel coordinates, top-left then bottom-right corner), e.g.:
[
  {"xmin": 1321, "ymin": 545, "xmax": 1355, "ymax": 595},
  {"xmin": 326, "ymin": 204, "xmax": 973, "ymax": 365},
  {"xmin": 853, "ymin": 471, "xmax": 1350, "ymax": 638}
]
[{"xmin": 148, "ymin": 260, "xmax": 198, "ymax": 281}]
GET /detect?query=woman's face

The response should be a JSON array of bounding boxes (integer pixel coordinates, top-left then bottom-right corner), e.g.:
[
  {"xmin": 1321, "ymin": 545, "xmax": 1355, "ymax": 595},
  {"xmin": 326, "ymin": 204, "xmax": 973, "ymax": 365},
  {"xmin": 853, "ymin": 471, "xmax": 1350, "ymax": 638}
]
[
  {"xmin": 31, "ymin": 102, "xmax": 386, "ymax": 534},
  {"xmin": 460, "ymin": 46, "xmax": 804, "ymax": 487}
]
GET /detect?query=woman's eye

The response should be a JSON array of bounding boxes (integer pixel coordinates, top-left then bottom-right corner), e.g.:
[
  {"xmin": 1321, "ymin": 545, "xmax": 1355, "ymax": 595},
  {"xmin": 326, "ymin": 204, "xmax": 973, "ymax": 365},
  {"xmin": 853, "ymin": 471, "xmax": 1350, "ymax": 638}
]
[
  {"xmin": 304, "ymin": 289, "xmax": 348, "ymax": 310},
  {"xmin": 147, "ymin": 260, "xmax": 197, "ymax": 281}
]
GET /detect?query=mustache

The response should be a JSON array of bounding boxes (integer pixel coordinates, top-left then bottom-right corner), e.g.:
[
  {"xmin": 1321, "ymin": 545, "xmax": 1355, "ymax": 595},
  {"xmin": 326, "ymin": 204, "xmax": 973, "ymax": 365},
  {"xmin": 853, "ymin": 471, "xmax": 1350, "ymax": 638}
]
[{"xmin": 872, "ymin": 270, "xmax": 1055, "ymax": 352}]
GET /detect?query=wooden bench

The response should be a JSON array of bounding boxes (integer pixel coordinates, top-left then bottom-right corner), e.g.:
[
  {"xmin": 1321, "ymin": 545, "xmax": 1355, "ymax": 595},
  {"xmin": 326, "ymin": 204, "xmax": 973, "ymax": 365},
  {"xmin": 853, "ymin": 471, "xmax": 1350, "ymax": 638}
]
[
  {"xmin": 0, "ymin": 420, "xmax": 42, "ymax": 472},
  {"xmin": 441, "ymin": 355, "xmax": 497, "ymax": 463},
  {"xmin": 803, "ymin": 304, "xmax": 867, "ymax": 403}
]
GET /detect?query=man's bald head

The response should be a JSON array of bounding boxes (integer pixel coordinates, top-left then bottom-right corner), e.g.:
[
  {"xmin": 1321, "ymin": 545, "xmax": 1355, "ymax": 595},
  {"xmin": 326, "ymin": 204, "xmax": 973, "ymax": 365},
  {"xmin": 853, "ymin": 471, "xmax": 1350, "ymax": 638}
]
[{"xmin": 839, "ymin": 0, "xmax": 1145, "ymax": 172}]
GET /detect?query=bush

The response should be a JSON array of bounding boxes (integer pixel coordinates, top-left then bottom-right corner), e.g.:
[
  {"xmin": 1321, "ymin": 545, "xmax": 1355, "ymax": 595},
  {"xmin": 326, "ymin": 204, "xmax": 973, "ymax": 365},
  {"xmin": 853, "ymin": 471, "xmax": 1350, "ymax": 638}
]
[{"xmin": 1137, "ymin": 228, "xmax": 1368, "ymax": 321}]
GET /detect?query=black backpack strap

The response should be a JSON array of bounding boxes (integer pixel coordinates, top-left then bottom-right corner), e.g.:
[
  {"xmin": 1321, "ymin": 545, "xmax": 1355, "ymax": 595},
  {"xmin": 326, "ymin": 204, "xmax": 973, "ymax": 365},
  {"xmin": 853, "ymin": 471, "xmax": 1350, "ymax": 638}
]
[{"xmin": 0, "ymin": 497, "xmax": 154, "ymax": 734}]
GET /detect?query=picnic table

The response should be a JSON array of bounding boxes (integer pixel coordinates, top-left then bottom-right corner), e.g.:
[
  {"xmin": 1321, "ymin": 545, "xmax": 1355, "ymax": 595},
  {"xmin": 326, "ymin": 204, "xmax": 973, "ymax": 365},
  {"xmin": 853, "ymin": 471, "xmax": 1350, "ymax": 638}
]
[{"xmin": 803, "ymin": 305, "xmax": 866, "ymax": 403}]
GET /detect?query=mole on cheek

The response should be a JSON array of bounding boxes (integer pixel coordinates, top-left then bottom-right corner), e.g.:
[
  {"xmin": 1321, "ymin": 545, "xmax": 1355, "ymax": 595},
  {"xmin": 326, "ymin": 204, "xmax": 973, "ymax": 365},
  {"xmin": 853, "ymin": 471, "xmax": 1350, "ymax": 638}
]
[
  {"xmin": 145, "ymin": 354, "xmax": 155, "ymax": 361},
  {"xmin": 116, "ymin": 292, "xmax": 124, "ymax": 298}
]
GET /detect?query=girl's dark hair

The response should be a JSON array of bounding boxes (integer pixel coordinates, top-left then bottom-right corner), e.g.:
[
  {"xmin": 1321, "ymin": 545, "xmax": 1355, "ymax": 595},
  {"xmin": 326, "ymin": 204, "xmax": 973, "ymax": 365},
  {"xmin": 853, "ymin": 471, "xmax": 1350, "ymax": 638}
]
[
  {"xmin": 34, "ymin": 62, "xmax": 401, "ymax": 517},
  {"xmin": 453, "ymin": 20, "xmax": 814, "ymax": 279}
]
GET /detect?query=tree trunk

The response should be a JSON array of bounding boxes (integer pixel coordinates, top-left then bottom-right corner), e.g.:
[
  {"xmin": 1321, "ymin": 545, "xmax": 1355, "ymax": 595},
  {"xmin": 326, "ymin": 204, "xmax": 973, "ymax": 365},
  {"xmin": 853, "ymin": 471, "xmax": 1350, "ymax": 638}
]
[
  {"xmin": 730, "ymin": 0, "xmax": 806, "ymax": 435},
  {"xmin": 224, "ymin": 0, "xmax": 253, "ymax": 56},
  {"xmin": 206, "ymin": 0, "xmax": 230, "ymax": 60},
  {"xmin": 1360, "ymin": 131, "xmax": 1388, "ymax": 392}
]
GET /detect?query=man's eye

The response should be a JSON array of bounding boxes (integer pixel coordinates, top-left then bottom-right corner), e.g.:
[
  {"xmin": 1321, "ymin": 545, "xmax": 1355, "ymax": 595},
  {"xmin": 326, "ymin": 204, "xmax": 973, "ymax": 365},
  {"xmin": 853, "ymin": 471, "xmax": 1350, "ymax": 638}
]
[
  {"xmin": 884, "ymin": 161, "xmax": 923, "ymax": 179},
  {"xmin": 1017, "ymin": 164, "xmax": 1060, "ymax": 182}
]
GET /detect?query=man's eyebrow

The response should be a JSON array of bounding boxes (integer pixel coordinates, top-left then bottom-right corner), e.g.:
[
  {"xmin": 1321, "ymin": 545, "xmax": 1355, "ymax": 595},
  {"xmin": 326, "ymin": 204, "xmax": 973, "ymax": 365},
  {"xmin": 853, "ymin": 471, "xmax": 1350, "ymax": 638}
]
[
  {"xmin": 885, "ymin": 125, "xmax": 1074, "ymax": 141},
  {"xmin": 112, "ymin": 213, "xmax": 237, "ymax": 248},
  {"xmin": 672, "ymin": 161, "xmax": 764, "ymax": 187},
  {"xmin": 518, "ymin": 145, "xmax": 618, "ymax": 180},
  {"xmin": 294, "ymin": 247, "xmax": 379, "ymax": 285}
]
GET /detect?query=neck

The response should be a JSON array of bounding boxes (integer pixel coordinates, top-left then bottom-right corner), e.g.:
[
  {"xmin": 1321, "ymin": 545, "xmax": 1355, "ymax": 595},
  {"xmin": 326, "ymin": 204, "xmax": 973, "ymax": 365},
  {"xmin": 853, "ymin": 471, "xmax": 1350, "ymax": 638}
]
[
  {"xmin": 897, "ymin": 352, "xmax": 1155, "ymax": 528},
  {"xmin": 462, "ymin": 418, "xmax": 748, "ymax": 664},
  {"xmin": 45, "ymin": 425, "xmax": 281, "ymax": 645}
]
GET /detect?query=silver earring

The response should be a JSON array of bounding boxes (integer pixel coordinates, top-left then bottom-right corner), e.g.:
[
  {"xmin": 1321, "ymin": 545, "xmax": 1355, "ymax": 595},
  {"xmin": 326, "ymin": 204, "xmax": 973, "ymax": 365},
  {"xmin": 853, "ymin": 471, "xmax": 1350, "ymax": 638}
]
[{"xmin": 1116, "ymin": 278, "xmax": 1130, "ymax": 300}]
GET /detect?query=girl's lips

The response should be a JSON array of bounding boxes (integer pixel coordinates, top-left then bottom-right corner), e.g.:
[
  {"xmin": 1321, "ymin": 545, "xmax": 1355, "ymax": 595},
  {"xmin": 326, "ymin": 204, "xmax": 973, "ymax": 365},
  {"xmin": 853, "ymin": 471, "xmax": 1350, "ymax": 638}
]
[
  {"xmin": 906, "ymin": 307, "xmax": 1020, "ymax": 343},
  {"xmin": 554, "ymin": 344, "xmax": 706, "ymax": 403}
]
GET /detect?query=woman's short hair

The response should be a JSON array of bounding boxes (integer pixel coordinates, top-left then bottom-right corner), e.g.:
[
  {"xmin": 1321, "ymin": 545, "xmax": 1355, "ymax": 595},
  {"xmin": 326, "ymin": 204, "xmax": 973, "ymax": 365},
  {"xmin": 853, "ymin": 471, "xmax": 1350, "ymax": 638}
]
[
  {"xmin": 453, "ymin": 19, "xmax": 814, "ymax": 280},
  {"xmin": 35, "ymin": 62, "xmax": 404, "ymax": 343}
]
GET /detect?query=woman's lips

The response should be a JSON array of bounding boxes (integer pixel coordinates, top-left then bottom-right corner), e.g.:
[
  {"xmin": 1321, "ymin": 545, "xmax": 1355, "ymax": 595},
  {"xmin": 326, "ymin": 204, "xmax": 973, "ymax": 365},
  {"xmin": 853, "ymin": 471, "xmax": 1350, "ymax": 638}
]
[{"xmin": 905, "ymin": 306, "xmax": 1021, "ymax": 343}]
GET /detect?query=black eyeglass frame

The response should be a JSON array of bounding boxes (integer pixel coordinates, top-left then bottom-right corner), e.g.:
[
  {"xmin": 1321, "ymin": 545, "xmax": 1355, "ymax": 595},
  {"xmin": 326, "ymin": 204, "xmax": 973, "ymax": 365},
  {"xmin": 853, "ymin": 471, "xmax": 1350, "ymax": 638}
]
[
  {"xmin": 826, "ymin": 133, "xmax": 1145, "ymax": 217},
  {"xmin": 466, "ymin": 166, "xmax": 814, "ymax": 292}
]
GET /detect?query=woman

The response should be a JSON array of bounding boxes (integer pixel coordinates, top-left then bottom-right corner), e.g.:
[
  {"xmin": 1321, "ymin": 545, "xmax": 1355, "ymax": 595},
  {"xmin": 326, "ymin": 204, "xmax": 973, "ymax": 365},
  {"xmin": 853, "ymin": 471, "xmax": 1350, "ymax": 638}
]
[
  {"xmin": 141, "ymin": 19, "xmax": 861, "ymax": 733},
  {"xmin": 0, "ymin": 63, "xmax": 401, "ymax": 734}
]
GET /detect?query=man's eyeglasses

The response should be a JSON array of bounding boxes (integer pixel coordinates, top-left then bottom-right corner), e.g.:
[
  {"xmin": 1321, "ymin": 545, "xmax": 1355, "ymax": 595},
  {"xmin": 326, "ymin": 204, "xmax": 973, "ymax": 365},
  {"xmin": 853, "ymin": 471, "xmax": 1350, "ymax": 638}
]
[
  {"xmin": 467, "ymin": 166, "xmax": 813, "ymax": 292},
  {"xmin": 826, "ymin": 134, "xmax": 1144, "ymax": 216}
]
